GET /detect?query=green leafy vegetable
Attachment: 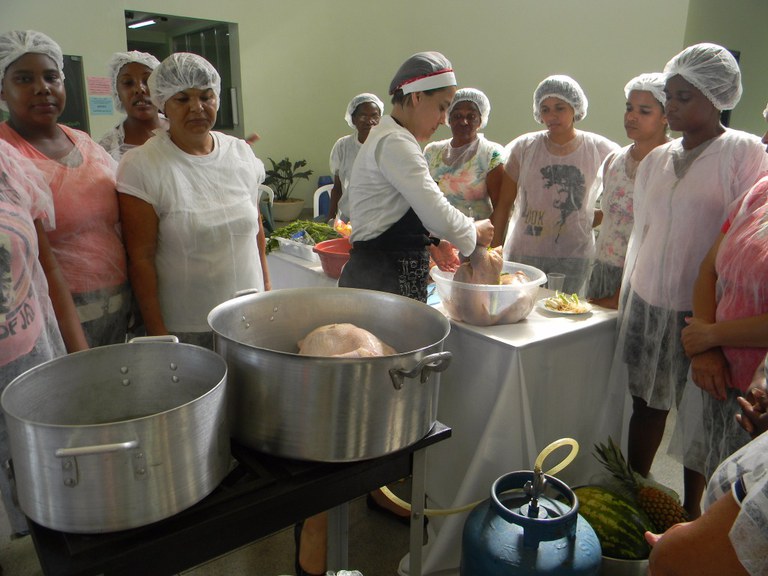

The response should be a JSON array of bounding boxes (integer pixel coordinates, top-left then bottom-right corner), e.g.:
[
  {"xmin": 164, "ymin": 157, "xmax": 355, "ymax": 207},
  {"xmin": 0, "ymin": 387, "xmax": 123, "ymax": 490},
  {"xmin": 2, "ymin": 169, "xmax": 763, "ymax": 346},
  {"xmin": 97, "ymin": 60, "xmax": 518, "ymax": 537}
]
[{"xmin": 266, "ymin": 220, "xmax": 341, "ymax": 253}]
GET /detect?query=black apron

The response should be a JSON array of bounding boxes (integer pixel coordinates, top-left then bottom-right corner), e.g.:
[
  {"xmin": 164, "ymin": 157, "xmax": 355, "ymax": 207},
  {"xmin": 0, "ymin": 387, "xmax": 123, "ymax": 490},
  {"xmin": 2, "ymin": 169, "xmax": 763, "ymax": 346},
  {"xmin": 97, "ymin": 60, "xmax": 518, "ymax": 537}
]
[{"xmin": 338, "ymin": 208, "xmax": 436, "ymax": 302}]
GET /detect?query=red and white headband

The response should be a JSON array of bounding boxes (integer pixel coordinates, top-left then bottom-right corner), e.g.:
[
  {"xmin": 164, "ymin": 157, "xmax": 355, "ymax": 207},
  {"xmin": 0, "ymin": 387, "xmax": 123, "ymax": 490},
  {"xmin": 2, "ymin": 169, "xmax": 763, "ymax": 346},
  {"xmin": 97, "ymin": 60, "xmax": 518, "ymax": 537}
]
[{"xmin": 397, "ymin": 69, "xmax": 456, "ymax": 95}]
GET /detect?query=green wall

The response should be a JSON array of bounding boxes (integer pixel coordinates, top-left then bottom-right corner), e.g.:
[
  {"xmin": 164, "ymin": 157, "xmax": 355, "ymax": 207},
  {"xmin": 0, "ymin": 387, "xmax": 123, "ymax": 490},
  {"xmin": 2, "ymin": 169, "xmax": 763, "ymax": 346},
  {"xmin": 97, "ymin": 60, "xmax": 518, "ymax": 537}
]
[
  {"xmin": 3, "ymin": 0, "xmax": 701, "ymax": 202},
  {"xmin": 685, "ymin": 0, "xmax": 768, "ymax": 137}
]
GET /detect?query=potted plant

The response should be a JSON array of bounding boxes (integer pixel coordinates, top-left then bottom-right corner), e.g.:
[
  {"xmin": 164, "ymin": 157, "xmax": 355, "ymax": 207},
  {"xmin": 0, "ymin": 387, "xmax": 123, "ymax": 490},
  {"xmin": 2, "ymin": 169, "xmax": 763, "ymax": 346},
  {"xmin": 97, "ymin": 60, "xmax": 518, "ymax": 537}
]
[{"xmin": 264, "ymin": 157, "xmax": 313, "ymax": 222}]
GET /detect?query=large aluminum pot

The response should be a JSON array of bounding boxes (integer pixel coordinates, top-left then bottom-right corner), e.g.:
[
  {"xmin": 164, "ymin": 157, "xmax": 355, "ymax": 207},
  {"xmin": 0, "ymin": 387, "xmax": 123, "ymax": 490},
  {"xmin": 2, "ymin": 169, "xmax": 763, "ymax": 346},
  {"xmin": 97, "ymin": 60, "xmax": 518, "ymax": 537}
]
[
  {"xmin": 1, "ymin": 339, "xmax": 230, "ymax": 533},
  {"xmin": 208, "ymin": 287, "xmax": 451, "ymax": 462}
]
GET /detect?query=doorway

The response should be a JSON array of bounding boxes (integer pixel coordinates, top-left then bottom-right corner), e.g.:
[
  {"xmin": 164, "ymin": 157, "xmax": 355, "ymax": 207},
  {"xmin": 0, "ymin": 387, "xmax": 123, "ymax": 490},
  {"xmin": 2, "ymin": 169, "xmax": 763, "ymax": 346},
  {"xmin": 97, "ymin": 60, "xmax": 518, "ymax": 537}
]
[{"xmin": 125, "ymin": 10, "xmax": 242, "ymax": 135}]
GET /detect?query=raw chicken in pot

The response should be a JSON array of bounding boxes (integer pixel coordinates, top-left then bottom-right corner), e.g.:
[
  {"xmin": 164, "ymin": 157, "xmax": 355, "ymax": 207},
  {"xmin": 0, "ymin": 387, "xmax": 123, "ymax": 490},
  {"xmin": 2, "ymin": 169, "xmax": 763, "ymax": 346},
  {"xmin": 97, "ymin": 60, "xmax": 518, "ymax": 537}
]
[{"xmin": 298, "ymin": 323, "xmax": 397, "ymax": 357}]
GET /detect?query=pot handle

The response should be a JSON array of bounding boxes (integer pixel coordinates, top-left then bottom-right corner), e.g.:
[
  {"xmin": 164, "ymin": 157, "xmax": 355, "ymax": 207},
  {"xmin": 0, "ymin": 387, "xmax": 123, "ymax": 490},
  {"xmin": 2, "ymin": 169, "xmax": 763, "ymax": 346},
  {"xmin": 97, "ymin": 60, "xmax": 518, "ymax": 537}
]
[
  {"xmin": 233, "ymin": 288, "xmax": 259, "ymax": 298},
  {"xmin": 55, "ymin": 440, "xmax": 139, "ymax": 458},
  {"xmin": 389, "ymin": 351, "xmax": 452, "ymax": 390},
  {"xmin": 128, "ymin": 335, "xmax": 179, "ymax": 344}
]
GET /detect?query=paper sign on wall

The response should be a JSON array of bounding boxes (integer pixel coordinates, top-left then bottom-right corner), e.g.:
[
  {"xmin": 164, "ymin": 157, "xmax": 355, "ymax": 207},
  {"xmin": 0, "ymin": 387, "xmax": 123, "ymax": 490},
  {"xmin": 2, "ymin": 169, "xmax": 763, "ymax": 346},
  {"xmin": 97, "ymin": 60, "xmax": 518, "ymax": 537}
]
[
  {"xmin": 87, "ymin": 76, "xmax": 112, "ymax": 96},
  {"xmin": 89, "ymin": 96, "xmax": 113, "ymax": 116}
]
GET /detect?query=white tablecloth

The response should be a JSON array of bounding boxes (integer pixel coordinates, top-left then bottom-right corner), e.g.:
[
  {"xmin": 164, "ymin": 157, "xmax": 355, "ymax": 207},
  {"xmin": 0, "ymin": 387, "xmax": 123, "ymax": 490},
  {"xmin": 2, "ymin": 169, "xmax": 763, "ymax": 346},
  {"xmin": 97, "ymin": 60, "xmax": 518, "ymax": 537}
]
[
  {"xmin": 267, "ymin": 251, "xmax": 338, "ymax": 290},
  {"xmin": 399, "ymin": 290, "xmax": 628, "ymax": 575}
]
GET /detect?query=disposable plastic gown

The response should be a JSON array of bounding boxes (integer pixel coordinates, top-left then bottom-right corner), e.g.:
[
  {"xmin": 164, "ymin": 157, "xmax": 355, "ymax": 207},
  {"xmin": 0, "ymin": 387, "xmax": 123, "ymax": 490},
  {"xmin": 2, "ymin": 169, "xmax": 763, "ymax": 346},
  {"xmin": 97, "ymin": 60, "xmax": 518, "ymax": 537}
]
[
  {"xmin": 0, "ymin": 140, "xmax": 63, "ymax": 371},
  {"xmin": 0, "ymin": 139, "xmax": 64, "ymax": 534},
  {"xmin": 99, "ymin": 122, "xmax": 134, "ymax": 163},
  {"xmin": 673, "ymin": 176, "xmax": 768, "ymax": 478},
  {"xmin": 0, "ymin": 122, "xmax": 129, "ymax": 346},
  {"xmin": 502, "ymin": 130, "xmax": 618, "ymax": 294},
  {"xmin": 612, "ymin": 129, "xmax": 768, "ymax": 410},
  {"xmin": 117, "ymin": 130, "xmax": 266, "ymax": 333},
  {"xmin": 329, "ymin": 134, "xmax": 362, "ymax": 218},
  {"xmin": 705, "ymin": 429, "xmax": 768, "ymax": 576}
]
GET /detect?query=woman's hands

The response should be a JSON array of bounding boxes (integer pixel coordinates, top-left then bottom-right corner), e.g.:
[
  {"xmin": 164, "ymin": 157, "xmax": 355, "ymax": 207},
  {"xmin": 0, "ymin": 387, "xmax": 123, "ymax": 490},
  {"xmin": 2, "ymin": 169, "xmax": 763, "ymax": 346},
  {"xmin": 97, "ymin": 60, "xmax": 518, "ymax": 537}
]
[
  {"xmin": 474, "ymin": 219, "xmax": 494, "ymax": 247},
  {"xmin": 690, "ymin": 348, "xmax": 731, "ymax": 401},
  {"xmin": 736, "ymin": 390, "xmax": 768, "ymax": 438},
  {"xmin": 736, "ymin": 363, "xmax": 768, "ymax": 438},
  {"xmin": 430, "ymin": 241, "xmax": 460, "ymax": 272},
  {"xmin": 682, "ymin": 316, "xmax": 717, "ymax": 356}
]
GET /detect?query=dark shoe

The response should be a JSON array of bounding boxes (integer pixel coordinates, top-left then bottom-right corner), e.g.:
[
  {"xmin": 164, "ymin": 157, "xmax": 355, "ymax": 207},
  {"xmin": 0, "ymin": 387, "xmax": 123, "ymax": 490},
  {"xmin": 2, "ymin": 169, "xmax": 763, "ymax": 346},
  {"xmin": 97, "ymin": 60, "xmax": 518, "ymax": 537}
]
[{"xmin": 293, "ymin": 521, "xmax": 324, "ymax": 576}]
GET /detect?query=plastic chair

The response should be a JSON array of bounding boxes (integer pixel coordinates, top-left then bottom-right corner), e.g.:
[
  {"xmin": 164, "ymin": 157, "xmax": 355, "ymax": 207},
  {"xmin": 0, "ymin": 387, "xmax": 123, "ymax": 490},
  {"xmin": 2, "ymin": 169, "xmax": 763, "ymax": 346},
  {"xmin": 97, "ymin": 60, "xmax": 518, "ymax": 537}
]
[
  {"xmin": 258, "ymin": 184, "xmax": 274, "ymax": 205},
  {"xmin": 258, "ymin": 184, "xmax": 275, "ymax": 235},
  {"xmin": 313, "ymin": 184, "xmax": 334, "ymax": 219}
]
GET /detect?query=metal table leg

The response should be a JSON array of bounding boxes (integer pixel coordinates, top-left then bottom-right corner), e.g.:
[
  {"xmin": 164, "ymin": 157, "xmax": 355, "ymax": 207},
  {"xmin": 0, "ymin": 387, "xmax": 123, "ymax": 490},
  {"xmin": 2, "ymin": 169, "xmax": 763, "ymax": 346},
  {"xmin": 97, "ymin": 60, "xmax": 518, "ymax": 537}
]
[
  {"xmin": 327, "ymin": 502, "xmax": 349, "ymax": 571},
  {"xmin": 409, "ymin": 448, "xmax": 426, "ymax": 576}
]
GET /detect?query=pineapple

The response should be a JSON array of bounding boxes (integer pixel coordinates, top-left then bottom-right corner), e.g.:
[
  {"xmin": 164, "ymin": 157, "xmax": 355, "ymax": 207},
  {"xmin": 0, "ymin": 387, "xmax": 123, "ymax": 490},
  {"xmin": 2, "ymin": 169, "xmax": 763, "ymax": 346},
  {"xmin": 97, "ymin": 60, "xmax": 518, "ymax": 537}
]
[{"xmin": 593, "ymin": 438, "xmax": 688, "ymax": 533}]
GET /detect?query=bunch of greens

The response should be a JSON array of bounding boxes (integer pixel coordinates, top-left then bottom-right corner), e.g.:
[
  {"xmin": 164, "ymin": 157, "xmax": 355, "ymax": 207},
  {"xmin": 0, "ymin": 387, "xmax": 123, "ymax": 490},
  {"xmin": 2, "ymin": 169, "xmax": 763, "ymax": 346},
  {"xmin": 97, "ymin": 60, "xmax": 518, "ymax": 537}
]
[{"xmin": 266, "ymin": 220, "xmax": 342, "ymax": 253}]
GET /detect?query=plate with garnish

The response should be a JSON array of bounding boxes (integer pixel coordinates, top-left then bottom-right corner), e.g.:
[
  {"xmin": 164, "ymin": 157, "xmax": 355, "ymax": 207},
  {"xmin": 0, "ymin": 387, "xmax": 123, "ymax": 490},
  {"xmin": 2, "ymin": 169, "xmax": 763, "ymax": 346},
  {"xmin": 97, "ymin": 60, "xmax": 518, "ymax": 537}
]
[{"xmin": 537, "ymin": 292, "xmax": 593, "ymax": 315}]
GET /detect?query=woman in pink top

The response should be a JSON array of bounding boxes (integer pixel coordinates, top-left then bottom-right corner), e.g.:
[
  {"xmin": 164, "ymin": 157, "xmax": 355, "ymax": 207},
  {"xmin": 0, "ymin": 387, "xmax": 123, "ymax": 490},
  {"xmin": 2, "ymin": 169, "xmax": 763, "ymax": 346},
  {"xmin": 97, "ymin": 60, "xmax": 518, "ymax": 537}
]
[
  {"xmin": 679, "ymin": 170, "xmax": 768, "ymax": 480},
  {"xmin": 0, "ymin": 30, "xmax": 129, "ymax": 346}
]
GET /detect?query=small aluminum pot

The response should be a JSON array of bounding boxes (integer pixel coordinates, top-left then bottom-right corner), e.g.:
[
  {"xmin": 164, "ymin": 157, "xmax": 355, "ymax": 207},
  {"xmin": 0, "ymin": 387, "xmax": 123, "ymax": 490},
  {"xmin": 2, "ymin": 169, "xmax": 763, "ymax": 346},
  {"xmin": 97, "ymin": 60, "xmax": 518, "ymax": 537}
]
[
  {"xmin": 1, "ymin": 338, "xmax": 230, "ymax": 533},
  {"xmin": 208, "ymin": 287, "xmax": 452, "ymax": 462}
]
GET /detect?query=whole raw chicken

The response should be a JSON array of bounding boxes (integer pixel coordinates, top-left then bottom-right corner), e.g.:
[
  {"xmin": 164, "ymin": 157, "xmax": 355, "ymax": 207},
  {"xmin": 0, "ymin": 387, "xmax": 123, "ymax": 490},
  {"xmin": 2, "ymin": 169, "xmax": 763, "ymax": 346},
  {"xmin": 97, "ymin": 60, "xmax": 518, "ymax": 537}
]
[
  {"xmin": 453, "ymin": 245, "xmax": 505, "ymax": 285},
  {"xmin": 298, "ymin": 323, "xmax": 397, "ymax": 357},
  {"xmin": 444, "ymin": 246, "xmax": 533, "ymax": 325}
]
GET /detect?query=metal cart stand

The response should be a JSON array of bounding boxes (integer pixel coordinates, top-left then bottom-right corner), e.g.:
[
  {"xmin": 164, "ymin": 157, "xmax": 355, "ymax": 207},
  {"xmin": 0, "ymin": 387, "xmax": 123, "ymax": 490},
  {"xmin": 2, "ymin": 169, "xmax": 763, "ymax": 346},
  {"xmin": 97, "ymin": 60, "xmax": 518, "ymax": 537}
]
[{"xmin": 28, "ymin": 423, "xmax": 450, "ymax": 576}]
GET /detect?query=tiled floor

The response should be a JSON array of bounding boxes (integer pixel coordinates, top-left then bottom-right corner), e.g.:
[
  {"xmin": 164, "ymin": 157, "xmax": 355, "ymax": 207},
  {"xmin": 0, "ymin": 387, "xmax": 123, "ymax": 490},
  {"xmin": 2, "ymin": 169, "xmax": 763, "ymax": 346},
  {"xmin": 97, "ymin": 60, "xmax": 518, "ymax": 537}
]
[{"xmin": 0, "ymin": 412, "xmax": 686, "ymax": 576}]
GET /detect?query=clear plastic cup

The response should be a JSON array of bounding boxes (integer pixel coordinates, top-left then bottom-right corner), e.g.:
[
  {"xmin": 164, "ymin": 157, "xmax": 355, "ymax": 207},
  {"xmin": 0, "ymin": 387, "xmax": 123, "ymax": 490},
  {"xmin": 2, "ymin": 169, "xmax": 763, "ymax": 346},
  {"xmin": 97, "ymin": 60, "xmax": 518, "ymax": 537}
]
[{"xmin": 547, "ymin": 272, "xmax": 565, "ymax": 292}]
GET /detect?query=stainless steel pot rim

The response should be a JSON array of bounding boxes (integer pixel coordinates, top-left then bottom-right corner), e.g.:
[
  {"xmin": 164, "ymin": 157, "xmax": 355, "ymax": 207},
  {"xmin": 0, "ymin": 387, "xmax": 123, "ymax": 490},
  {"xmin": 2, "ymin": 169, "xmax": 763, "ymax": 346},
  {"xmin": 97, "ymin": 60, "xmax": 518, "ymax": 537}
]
[
  {"xmin": 212, "ymin": 331, "xmax": 442, "ymax": 359},
  {"xmin": 2, "ymin": 388, "xmax": 227, "ymax": 429},
  {"xmin": 1, "ymin": 341, "xmax": 228, "ymax": 429},
  {"xmin": 208, "ymin": 287, "xmax": 451, "ymax": 357}
]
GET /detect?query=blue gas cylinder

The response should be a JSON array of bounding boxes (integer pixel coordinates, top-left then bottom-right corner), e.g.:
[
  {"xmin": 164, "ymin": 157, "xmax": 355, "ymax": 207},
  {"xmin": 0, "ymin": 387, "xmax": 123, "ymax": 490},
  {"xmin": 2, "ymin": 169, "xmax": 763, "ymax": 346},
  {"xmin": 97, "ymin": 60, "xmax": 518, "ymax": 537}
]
[{"xmin": 461, "ymin": 470, "xmax": 601, "ymax": 576}]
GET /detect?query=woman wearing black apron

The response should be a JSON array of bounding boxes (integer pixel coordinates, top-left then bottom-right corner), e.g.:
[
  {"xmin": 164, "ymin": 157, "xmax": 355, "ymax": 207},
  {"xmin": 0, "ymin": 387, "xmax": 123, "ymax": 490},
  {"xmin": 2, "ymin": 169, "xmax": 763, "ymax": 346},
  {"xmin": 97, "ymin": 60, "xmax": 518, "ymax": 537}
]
[
  {"xmin": 339, "ymin": 51, "xmax": 494, "ymax": 301},
  {"xmin": 298, "ymin": 52, "xmax": 494, "ymax": 576}
]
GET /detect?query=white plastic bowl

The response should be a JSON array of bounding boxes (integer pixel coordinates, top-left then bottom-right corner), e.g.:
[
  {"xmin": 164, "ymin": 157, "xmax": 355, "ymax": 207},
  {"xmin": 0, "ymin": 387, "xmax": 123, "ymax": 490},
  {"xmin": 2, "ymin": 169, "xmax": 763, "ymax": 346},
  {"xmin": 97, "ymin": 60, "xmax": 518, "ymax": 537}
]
[{"xmin": 430, "ymin": 261, "xmax": 545, "ymax": 326}]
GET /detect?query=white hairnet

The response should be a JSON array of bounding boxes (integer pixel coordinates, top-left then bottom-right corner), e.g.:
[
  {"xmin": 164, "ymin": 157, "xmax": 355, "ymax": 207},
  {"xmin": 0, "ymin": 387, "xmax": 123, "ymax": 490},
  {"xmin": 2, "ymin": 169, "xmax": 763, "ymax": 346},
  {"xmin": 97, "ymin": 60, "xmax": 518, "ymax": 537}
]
[
  {"xmin": 448, "ymin": 88, "xmax": 491, "ymax": 129},
  {"xmin": 108, "ymin": 51, "xmax": 161, "ymax": 113},
  {"xmin": 533, "ymin": 75, "xmax": 588, "ymax": 123},
  {"xmin": 344, "ymin": 93, "xmax": 384, "ymax": 128},
  {"xmin": 0, "ymin": 30, "xmax": 64, "ymax": 112},
  {"xmin": 389, "ymin": 51, "xmax": 455, "ymax": 96},
  {"xmin": 148, "ymin": 52, "xmax": 221, "ymax": 111},
  {"xmin": 763, "ymin": 102, "xmax": 768, "ymax": 121},
  {"xmin": 624, "ymin": 72, "xmax": 666, "ymax": 107},
  {"xmin": 663, "ymin": 43, "xmax": 742, "ymax": 111}
]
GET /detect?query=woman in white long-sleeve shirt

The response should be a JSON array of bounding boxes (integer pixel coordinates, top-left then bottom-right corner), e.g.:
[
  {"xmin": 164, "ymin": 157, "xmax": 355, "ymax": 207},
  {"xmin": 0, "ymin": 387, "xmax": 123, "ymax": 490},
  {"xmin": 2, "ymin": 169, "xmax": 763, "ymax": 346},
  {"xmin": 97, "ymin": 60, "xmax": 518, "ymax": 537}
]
[{"xmin": 339, "ymin": 51, "xmax": 493, "ymax": 302}]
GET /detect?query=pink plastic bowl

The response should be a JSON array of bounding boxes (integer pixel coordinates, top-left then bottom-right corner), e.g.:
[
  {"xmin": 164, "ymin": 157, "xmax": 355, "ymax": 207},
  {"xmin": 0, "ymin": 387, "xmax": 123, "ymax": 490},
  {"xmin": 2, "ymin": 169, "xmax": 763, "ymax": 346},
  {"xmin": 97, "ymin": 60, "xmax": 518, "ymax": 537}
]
[{"xmin": 313, "ymin": 238, "xmax": 352, "ymax": 279}]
